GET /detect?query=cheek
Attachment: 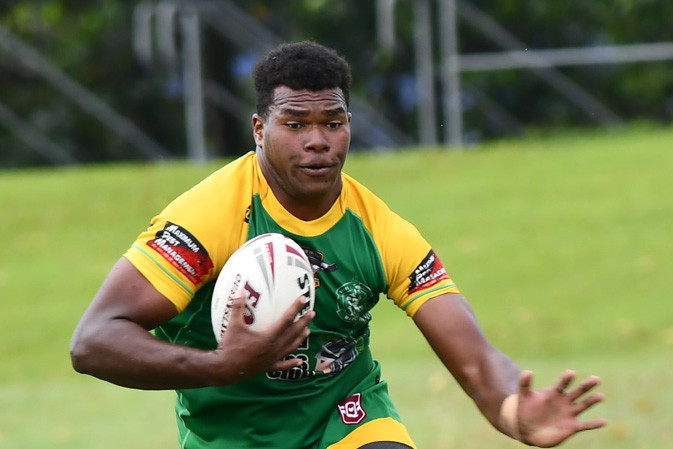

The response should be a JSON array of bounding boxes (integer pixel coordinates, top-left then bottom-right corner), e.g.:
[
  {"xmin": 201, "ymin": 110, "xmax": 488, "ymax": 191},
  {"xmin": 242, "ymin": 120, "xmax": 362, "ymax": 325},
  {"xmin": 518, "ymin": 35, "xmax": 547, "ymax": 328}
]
[
  {"xmin": 334, "ymin": 129, "xmax": 351, "ymax": 150},
  {"xmin": 262, "ymin": 135, "xmax": 293, "ymax": 171},
  {"xmin": 266, "ymin": 132, "xmax": 296, "ymax": 156}
]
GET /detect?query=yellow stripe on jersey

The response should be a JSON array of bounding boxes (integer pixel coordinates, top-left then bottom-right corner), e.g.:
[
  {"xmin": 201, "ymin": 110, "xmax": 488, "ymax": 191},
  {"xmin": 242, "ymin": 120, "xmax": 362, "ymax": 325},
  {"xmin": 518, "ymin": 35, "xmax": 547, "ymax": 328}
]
[
  {"xmin": 401, "ymin": 282, "xmax": 457, "ymax": 315},
  {"xmin": 326, "ymin": 417, "xmax": 417, "ymax": 449},
  {"xmin": 131, "ymin": 243, "xmax": 195, "ymax": 295}
]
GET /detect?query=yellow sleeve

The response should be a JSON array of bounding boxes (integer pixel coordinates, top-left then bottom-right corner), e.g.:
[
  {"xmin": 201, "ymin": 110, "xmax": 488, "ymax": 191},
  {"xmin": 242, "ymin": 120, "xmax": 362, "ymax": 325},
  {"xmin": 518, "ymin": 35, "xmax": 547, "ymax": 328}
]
[
  {"xmin": 377, "ymin": 211, "xmax": 459, "ymax": 316},
  {"xmin": 124, "ymin": 154, "xmax": 255, "ymax": 312},
  {"xmin": 343, "ymin": 174, "xmax": 459, "ymax": 317}
]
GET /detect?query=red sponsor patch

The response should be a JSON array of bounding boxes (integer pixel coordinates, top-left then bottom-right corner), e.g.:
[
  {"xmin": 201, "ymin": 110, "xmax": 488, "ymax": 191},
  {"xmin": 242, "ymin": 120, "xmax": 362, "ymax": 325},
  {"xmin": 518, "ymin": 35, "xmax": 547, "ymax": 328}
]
[
  {"xmin": 337, "ymin": 393, "xmax": 367, "ymax": 425},
  {"xmin": 408, "ymin": 250, "xmax": 450, "ymax": 294},
  {"xmin": 147, "ymin": 222, "xmax": 213, "ymax": 285}
]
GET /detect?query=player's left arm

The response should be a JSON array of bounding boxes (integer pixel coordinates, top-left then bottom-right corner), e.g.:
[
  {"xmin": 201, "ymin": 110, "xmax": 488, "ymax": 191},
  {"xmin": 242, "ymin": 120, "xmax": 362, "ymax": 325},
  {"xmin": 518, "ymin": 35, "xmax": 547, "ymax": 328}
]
[
  {"xmin": 413, "ymin": 292, "xmax": 520, "ymax": 430},
  {"xmin": 413, "ymin": 292, "xmax": 607, "ymax": 446}
]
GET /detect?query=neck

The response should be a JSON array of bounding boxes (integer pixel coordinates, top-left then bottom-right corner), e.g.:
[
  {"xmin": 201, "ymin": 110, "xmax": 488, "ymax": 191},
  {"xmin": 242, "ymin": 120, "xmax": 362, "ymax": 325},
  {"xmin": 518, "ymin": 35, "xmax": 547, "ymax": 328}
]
[
  {"xmin": 256, "ymin": 152, "xmax": 342, "ymax": 221},
  {"xmin": 274, "ymin": 186, "xmax": 341, "ymax": 221}
]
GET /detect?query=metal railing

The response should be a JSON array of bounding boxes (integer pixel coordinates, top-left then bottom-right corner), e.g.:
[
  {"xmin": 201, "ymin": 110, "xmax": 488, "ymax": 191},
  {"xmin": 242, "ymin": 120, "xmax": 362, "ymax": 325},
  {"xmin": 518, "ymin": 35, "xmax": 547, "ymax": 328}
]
[
  {"xmin": 133, "ymin": 0, "xmax": 414, "ymax": 162},
  {"xmin": 0, "ymin": 24, "xmax": 170, "ymax": 164},
  {"xmin": 3, "ymin": 1, "xmax": 673, "ymax": 164}
]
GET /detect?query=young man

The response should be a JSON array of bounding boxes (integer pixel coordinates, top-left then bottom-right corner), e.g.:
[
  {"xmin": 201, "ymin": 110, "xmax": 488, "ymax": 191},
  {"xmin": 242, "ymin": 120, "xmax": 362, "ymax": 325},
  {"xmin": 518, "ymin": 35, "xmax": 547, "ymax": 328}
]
[{"xmin": 71, "ymin": 41, "xmax": 606, "ymax": 449}]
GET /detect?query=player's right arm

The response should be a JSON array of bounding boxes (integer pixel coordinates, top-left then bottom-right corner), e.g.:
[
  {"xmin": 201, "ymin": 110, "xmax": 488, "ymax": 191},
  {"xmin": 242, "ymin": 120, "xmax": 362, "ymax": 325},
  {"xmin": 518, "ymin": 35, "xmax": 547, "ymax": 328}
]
[{"xmin": 70, "ymin": 257, "xmax": 313, "ymax": 390}]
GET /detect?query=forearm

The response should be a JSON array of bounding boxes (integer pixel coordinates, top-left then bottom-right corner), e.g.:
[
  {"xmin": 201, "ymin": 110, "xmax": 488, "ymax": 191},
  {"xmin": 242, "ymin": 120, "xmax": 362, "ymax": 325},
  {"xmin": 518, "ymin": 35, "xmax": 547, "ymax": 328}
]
[
  {"xmin": 414, "ymin": 297, "xmax": 607, "ymax": 446},
  {"xmin": 458, "ymin": 347, "xmax": 521, "ymax": 434},
  {"xmin": 70, "ymin": 318, "xmax": 225, "ymax": 390},
  {"xmin": 413, "ymin": 294, "xmax": 522, "ymax": 435}
]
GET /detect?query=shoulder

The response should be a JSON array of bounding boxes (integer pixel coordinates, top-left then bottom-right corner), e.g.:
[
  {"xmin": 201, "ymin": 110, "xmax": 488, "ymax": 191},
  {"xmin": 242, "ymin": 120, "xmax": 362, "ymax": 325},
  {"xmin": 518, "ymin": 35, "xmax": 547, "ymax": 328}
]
[
  {"xmin": 341, "ymin": 171, "xmax": 416, "ymax": 235},
  {"xmin": 162, "ymin": 150, "xmax": 258, "ymax": 241},
  {"xmin": 341, "ymin": 172, "xmax": 392, "ymax": 219},
  {"xmin": 161, "ymin": 152, "xmax": 256, "ymax": 216},
  {"xmin": 185, "ymin": 152, "xmax": 256, "ymax": 195},
  {"xmin": 124, "ymin": 152, "xmax": 259, "ymax": 311}
]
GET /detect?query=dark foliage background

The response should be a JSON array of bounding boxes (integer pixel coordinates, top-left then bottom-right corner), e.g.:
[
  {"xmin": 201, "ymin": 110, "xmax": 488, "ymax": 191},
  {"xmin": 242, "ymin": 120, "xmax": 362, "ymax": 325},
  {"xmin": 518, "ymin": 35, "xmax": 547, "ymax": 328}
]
[{"xmin": 1, "ymin": 0, "xmax": 672, "ymax": 167}]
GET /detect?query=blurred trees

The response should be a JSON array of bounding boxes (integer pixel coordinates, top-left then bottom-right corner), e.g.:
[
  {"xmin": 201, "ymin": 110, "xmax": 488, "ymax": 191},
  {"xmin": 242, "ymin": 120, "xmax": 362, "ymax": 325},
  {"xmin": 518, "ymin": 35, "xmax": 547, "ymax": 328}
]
[
  {"xmin": 0, "ymin": 1, "xmax": 184, "ymax": 165},
  {"xmin": 1, "ymin": 0, "xmax": 672, "ymax": 167},
  {"xmin": 458, "ymin": 0, "xmax": 673, "ymax": 139}
]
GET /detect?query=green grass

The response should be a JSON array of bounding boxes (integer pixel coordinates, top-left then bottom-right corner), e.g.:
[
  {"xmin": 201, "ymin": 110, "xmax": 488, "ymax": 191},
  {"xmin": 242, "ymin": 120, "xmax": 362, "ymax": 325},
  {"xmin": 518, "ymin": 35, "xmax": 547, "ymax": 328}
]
[{"xmin": 1, "ymin": 124, "xmax": 671, "ymax": 448}]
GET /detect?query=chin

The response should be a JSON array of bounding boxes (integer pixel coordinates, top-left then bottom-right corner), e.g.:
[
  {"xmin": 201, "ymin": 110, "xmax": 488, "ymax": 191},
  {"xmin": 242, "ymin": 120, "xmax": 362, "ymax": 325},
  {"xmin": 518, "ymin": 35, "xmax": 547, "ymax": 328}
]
[{"xmin": 300, "ymin": 182, "xmax": 337, "ymax": 198}]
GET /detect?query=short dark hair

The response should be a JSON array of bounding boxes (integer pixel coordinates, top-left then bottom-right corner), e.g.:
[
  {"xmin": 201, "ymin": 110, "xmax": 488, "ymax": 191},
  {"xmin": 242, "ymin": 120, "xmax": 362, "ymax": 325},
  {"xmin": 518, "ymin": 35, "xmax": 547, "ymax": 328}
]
[{"xmin": 253, "ymin": 41, "xmax": 352, "ymax": 118}]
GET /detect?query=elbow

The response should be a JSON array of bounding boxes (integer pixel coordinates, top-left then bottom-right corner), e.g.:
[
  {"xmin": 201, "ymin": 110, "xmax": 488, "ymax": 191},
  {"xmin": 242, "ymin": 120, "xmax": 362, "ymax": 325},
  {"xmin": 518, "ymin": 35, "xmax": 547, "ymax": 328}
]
[
  {"xmin": 70, "ymin": 332, "xmax": 96, "ymax": 375},
  {"xmin": 69, "ymin": 339, "xmax": 88, "ymax": 374}
]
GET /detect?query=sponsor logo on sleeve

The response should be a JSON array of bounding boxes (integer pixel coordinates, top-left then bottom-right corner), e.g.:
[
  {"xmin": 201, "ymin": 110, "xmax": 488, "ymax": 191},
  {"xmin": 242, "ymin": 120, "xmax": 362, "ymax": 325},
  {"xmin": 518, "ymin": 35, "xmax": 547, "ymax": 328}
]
[
  {"xmin": 408, "ymin": 250, "xmax": 450, "ymax": 294},
  {"xmin": 337, "ymin": 393, "xmax": 367, "ymax": 425},
  {"xmin": 147, "ymin": 221, "xmax": 213, "ymax": 285}
]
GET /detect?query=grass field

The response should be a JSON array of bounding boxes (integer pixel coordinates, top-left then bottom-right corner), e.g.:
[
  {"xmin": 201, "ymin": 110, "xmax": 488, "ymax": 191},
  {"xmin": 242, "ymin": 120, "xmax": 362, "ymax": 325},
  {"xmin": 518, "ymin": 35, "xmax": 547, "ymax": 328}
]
[{"xmin": 1, "ymin": 124, "xmax": 671, "ymax": 448}]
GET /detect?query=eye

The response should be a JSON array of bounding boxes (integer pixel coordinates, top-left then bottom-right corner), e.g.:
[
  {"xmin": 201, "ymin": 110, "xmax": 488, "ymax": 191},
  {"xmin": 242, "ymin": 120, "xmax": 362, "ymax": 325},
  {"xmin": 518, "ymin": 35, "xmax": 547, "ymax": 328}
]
[
  {"xmin": 326, "ymin": 121, "xmax": 343, "ymax": 129},
  {"xmin": 285, "ymin": 122, "xmax": 303, "ymax": 129}
]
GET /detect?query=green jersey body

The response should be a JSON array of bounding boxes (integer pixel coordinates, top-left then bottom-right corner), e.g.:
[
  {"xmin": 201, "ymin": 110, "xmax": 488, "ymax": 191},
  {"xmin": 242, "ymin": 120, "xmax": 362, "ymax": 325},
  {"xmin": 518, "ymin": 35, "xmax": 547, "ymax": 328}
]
[{"xmin": 125, "ymin": 153, "xmax": 459, "ymax": 448}]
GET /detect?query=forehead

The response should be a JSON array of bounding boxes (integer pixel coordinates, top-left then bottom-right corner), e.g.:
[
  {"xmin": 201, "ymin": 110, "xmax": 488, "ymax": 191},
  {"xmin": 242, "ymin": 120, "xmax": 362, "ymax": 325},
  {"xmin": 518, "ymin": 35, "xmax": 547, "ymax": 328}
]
[{"xmin": 269, "ymin": 86, "xmax": 347, "ymax": 114}]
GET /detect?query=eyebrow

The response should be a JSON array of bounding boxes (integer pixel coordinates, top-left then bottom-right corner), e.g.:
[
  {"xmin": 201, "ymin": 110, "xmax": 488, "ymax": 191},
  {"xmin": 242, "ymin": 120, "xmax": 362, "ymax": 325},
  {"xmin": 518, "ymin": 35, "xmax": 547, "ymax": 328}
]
[
  {"xmin": 279, "ymin": 106, "xmax": 347, "ymax": 117},
  {"xmin": 324, "ymin": 107, "xmax": 347, "ymax": 116}
]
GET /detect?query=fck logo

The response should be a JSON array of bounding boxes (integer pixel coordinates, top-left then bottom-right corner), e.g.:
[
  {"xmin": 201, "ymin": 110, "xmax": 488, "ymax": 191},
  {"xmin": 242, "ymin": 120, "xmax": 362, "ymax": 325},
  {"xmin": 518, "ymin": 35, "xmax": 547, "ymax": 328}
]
[{"xmin": 337, "ymin": 393, "xmax": 367, "ymax": 425}]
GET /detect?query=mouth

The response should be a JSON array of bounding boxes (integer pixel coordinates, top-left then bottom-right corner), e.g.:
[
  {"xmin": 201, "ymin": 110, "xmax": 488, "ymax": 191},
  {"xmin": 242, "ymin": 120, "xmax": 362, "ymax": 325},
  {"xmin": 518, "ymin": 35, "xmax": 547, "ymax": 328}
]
[{"xmin": 299, "ymin": 162, "xmax": 337, "ymax": 177}]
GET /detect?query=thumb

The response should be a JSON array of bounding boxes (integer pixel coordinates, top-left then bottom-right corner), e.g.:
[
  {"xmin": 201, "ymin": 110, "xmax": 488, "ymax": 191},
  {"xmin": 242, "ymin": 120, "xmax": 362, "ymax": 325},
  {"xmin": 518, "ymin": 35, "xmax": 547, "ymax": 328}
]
[
  {"xmin": 519, "ymin": 370, "xmax": 534, "ymax": 397},
  {"xmin": 226, "ymin": 289, "xmax": 249, "ymax": 330}
]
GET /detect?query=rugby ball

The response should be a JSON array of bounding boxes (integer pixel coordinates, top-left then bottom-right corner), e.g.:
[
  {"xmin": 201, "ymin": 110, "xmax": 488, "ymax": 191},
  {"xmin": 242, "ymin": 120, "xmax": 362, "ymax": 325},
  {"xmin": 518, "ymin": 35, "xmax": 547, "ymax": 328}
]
[{"xmin": 211, "ymin": 233, "xmax": 315, "ymax": 342}]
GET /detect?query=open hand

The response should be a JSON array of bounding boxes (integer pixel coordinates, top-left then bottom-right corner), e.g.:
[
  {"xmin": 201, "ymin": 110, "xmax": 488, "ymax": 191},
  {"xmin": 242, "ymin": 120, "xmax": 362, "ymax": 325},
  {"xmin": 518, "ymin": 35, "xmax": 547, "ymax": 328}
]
[{"xmin": 516, "ymin": 370, "xmax": 608, "ymax": 447}]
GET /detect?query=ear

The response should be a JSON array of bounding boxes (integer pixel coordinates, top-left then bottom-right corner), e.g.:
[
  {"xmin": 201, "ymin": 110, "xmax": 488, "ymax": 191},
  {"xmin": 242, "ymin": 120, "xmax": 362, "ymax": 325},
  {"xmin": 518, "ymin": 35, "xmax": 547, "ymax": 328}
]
[{"xmin": 252, "ymin": 114, "xmax": 265, "ymax": 148}]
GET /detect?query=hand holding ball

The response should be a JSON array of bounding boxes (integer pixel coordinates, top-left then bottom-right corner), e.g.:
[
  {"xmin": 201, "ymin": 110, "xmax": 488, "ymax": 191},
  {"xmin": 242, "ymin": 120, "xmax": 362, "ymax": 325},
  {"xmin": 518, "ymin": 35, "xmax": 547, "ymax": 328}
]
[{"xmin": 211, "ymin": 233, "xmax": 315, "ymax": 342}]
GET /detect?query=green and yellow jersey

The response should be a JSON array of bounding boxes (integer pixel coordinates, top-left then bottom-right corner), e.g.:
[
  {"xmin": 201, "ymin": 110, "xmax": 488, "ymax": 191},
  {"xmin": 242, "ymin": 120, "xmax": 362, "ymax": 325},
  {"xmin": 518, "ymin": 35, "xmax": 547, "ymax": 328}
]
[{"xmin": 124, "ymin": 152, "xmax": 459, "ymax": 449}]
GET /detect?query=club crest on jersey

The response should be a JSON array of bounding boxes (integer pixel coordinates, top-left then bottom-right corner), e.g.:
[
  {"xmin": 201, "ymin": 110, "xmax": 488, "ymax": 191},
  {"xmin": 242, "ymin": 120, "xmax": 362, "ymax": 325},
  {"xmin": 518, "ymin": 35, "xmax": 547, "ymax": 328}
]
[
  {"xmin": 148, "ymin": 222, "xmax": 213, "ymax": 285},
  {"xmin": 408, "ymin": 250, "xmax": 449, "ymax": 294},
  {"xmin": 335, "ymin": 281, "xmax": 375, "ymax": 324},
  {"xmin": 337, "ymin": 393, "xmax": 367, "ymax": 425}
]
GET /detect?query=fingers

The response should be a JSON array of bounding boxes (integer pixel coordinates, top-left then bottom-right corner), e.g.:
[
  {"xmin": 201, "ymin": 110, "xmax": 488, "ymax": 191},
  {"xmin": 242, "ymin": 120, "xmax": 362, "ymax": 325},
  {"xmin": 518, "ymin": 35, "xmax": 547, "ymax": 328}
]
[
  {"xmin": 556, "ymin": 372, "xmax": 606, "ymax": 421},
  {"xmin": 229, "ymin": 292, "xmax": 314, "ymax": 335},
  {"xmin": 566, "ymin": 375, "xmax": 602, "ymax": 401},
  {"xmin": 576, "ymin": 417, "xmax": 609, "ymax": 432},
  {"xmin": 215, "ymin": 294, "xmax": 313, "ymax": 380},
  {"xmin": 520, "ymin": 370, "xmax": 601, "ymax": 401},
  {"xmin": 573, "ymin": 392, "xmax": 605, "ymax": 414},
  {"xmin": 271, "ymin": 296, "xmax": 315, "ymax": 334},
  {"xmin": 275, "ymin": 315, "xmax": 312, "ymax": 351},
  {"xmin": 263, "ymin": 296, "xmax": 314, "ymax": 351},
  {"xmin": 284, "ymin": 295, "xmax": 314, "ymax": 323},
  {"xmin": 553, "ymin": 369, "xmax": 577, "ymax": 394},
  {"xmin": 271, "ymin": 357, "xmax": 304, "ymax": 372},
  {"xmin": 225, "ymin": 289, "xmax": 248, "ymax": 330}
]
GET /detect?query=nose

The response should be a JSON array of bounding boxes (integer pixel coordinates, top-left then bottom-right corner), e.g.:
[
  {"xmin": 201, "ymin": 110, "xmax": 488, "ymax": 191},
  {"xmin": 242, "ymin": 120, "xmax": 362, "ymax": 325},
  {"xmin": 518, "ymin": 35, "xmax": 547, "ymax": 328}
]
[{"xmin": 304, "ymin": 125, "xmax": 330, "ymax": 152}]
